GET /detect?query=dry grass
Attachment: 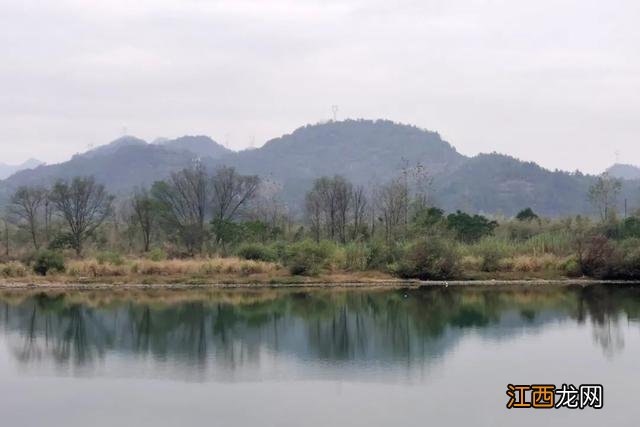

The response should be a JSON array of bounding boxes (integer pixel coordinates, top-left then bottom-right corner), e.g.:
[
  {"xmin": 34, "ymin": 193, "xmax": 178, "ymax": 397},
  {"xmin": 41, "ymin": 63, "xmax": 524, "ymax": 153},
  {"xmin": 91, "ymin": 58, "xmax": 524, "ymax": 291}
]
[
  {"xmin": 0, "ymin": 262, "xmax": 28, "ymax": 278},
  {"xmin": 65, "ymin": 257, "xmax": 283, "ymax": 278},
  {"xmin": 461, "ymin": 255, "xmax": 482, "ymax": 271},
  {"xmin": 0, "ymin": 253, "xmax": 573, "ymax": 285},
  {"xmin": 499, "ymin": 254, "xmax": 565, "ymax": 273}
]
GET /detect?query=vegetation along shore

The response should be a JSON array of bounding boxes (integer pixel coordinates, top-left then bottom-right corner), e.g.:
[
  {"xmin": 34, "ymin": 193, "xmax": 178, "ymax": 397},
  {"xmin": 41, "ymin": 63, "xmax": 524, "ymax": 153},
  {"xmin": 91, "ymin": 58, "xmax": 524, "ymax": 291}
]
[{"xmin": 0, "ymin": 161, "xmax": 639, "ymax": 287}]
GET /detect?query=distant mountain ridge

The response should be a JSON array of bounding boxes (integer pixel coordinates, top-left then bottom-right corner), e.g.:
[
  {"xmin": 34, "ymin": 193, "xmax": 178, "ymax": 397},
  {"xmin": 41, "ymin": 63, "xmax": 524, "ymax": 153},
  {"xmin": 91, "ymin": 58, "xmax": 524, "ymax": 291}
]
[
  {"xmin": 0, "ymin": 158, "xmax": 43, "ymax": 180},
  {"xmin": 158, "ymin": 135, "xmax": 232, "ymax": 159},
  {"xmin": 0, "ymin": 119, "xmax": 638, "ymax": 217},
  {"xmin": 607, "ymin": 163, "xmax": 640, "ymax": 180}
]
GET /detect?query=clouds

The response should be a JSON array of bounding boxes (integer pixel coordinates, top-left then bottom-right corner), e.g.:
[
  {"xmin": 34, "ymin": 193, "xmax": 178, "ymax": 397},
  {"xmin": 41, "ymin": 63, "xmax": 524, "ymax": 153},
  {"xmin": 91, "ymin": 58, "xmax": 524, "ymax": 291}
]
[{"xmin": 1, "ymin": 0, "xmax": 639, "ymax": 172}]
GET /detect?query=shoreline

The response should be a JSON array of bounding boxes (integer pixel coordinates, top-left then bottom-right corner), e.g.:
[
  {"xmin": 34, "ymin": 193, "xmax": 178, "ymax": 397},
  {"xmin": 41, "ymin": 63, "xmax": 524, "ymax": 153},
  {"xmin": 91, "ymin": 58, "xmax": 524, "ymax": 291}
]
[{"xmin": 1, "ymin": 278, "xmax": 639, "ymax": 291}]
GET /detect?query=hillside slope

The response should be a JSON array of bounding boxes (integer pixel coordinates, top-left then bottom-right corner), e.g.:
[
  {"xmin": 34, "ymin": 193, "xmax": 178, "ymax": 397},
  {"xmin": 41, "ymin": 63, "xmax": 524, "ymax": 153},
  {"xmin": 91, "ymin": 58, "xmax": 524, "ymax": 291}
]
[
  {"xmin": 607, "ymin": 163, "xmax": 640, "ymax": 180},
  {"xmin": 0, "ymin": 158, "xmax": 43, "ymax": 180},
  {"xmin": 1, "ymin": 120, "xmax": 637, "ymax": 217}
]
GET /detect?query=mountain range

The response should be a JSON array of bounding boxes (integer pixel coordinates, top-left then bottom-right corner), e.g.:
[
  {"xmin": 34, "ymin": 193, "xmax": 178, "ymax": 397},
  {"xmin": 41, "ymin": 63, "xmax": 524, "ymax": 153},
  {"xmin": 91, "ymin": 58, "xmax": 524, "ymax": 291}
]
[
  {"xmin": 0, "ymin": 158, "xmax": 43, "ymax": 180},
  {"xmin": 0, "ymin": 120, "xmax": 638, "ymax": 217},
  {"xmin": 607, "ymin": 163, "xmax": 640, "ymax": 180}
]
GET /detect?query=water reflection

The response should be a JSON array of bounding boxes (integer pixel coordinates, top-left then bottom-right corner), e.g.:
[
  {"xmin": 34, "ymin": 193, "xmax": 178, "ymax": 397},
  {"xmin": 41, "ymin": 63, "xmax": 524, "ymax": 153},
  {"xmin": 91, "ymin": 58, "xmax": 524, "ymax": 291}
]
[{"xmin": 1, "ymin": 285, "xmax": 638, "ymax": 377}]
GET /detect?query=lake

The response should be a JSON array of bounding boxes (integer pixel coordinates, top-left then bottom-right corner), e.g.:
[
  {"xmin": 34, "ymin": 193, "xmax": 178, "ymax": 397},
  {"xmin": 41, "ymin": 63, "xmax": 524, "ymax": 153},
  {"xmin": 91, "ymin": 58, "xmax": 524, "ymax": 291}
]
[{"xmin": 0, "ymin": 284, "xmax": 638, "ymax": 426}]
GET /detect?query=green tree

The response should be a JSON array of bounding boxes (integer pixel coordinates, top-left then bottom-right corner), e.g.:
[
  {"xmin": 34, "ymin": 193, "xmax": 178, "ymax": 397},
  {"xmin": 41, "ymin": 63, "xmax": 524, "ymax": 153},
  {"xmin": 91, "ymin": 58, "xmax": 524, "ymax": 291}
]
[
  {"xmin": 446, "ymin": 211, "xmax": 497, "ymax": 243},
  {"xmin": 515, "ymin": 207, "xmax": 539, "ymax": 221}
]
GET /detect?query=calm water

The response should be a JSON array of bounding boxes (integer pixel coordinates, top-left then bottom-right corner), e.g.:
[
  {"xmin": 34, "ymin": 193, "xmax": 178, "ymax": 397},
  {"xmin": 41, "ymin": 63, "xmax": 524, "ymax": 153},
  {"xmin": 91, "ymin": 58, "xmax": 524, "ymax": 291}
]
[{"xmin": 0, "ymin": 284, "xmax": 639, "ymax": 426}]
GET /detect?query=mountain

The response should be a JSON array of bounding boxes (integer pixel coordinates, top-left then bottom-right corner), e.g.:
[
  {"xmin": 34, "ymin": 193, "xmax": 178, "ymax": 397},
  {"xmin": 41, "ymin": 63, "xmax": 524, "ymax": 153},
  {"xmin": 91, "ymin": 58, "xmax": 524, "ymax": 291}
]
[
  {"xmin": 80, "ymin": 136, "xmax": 147, "ymax": 159},
  {"xmin": 218, "ymin": 120, "xmax": 465, "ymax": 203},
  {"xmin": 607, "ymin": 163, "xmax": 640, "ymax": 180},
  {"xmin": 159, "ymin": 135, "xmax": 231, "ymax": 160},
  {"xmin": 0, "ymin": 119, "xmax": 637, "ymax": 217},
  {"xmin": 433, "ymin": 153, "xmax": 596, "ymax": 216},
  {"xmin": 0, "ymin": 143, "xmax": 199, "ymax": 202},
  {"xmin": 0, "ymin": 158, "xmax": 43, "ymax": 180}
]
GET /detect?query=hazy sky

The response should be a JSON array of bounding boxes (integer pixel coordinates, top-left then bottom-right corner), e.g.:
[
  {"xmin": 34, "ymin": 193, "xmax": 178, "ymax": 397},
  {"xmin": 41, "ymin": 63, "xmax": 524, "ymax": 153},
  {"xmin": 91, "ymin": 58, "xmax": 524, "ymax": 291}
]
[{"xmin": 1, "ymin": 0, "xmax": 639, "ymax": 173}]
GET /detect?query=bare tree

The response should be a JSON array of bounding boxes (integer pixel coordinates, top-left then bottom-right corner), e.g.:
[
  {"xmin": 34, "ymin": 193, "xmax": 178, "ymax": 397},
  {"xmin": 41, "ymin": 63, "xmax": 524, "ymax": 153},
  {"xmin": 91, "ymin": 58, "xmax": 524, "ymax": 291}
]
[
  {"xmin": 152, "ymin": 163, "xmax": 209, "ymax": 255},
  {"xmin": 305, "ymin": 176, "xmax": 355, "ymax": 242},
  {"xmin": 247, "ymin": 179, "xmax": 290, "ymax": 233},
  {"xmin": 1, "ymin": 216, "xmax": 9, "ymax": 257},
  {"xmin": 352, "ymin": 185, "xmax": 368, "ymax": 240},
  {"xmin": 305, "ymin": 190, "xmax": 323, "ymax": 243},
  {"xmin": 131, "ymin": 188, "xmax": 156, "ymax": 252},
  {"xmin": 589, "ymin": 173, "xmax": 622, "ymax": 221},
  {"xmin": 376, "ymin": 177, "xmax": 408, "ymax": 242},
  {"xmin": 9, "ymin": 186, "xmax": 47, "ymax": 250},
  {"xmin": 210, "ymin": 166, "xmax": 260, "ymax": 222},
  {"xmin": 315, "ymin": 177, "xmax": 338, "ymax": 239},
  {"xmin": 333, "ymin": 176, "xmax": 353, "ymax": 243},
  {"xmin": 43, "ymin": 194, "xmax": 53, "ymax": 244},
  {"xmin": 49, "ymin": 177, "xmax": 113, "ymax": 256}
]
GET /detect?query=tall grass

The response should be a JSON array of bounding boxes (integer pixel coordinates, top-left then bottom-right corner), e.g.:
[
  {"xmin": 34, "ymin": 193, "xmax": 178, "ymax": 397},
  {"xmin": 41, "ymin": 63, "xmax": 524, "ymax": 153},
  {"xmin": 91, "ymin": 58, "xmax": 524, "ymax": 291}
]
[
  {"xmin": 65, "ymin": 257, "xmax": 282, "ymax": 278},
  {"xmin": 463, "ymin": 231, "xmax": 573, "ymax": 258},
  {"xmin": 0, "ymin": 262, "xmax": 28, "ymax": 278}
]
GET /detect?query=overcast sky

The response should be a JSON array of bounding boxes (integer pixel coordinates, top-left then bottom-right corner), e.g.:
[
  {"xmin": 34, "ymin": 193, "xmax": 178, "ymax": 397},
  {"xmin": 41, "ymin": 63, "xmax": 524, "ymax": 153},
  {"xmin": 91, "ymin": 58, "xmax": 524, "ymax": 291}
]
[{"xmin": 1, "ymin": 0, "xmax": 639, "ymax": 173}]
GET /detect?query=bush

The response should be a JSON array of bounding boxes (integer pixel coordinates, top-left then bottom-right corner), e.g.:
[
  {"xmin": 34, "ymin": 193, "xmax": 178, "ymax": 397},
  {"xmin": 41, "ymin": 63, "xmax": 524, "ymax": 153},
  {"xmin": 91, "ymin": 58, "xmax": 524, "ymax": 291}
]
[
  {"xmin": 516, "ymin": 208, "xmax": 539, "ymax": 221},
  {"xmin": 394, "ymin": 238, "xmax": 461, "ymax": 280},
  {"xmin": 96, "ymin": 251, "xmax": 124, "ymax": 266},
  {"xmin": 1, "ymin": 261, "xmax": 28, "ymax": 278},
  {"xmin": 47, "ymin": 233, "xmax": 74, "ymax": 250},
  {"xmin": 33, "ymin": 250, "xmax": 65, "ymax": 276},
  {"xmin": 481, "ymin": 246, "xmax": 505, "ymax": 272},
  {"xmin": 560, "ymin": 256, "xmax": 582, "ymax": 277},
  {"xmin": 343, "ymin": 243, "xmax": 369, "ymax": 271},
  {"xmin": 619, "ymin": 217, "xmax": 640, "ymax": 239},
  {"xmin": 365, "ymin": 240, "xmax": 399, "ymax": 270},
  {"xmin": 237, "ymin": 243, "xmax": 277, "ymax": 262},
  {"xmin": 447, "ymin": 211, "xmax": 498, "ymax": 243},
  {"xmin": 284, "ymin": 240, "xmax": 335, "ymax": 276},
  {"xmin": 578, "ymin": 235, "xmax": 614, "ymax": 278},
  {"xmin": 616, "ymin": 245, "xmax": 640, "ymax": 279},
  {"xmin": 147, "ymin": 248, "xmax": 167, "ymax": 262}
]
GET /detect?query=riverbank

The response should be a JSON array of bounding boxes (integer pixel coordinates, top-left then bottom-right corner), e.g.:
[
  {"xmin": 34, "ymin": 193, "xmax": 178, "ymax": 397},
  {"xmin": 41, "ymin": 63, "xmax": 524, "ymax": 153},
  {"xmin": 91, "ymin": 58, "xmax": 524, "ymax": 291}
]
[
  {"xmin": 2, "ymin": 254, "xmax": 639, "ymax": 290},
  {"xmin": 1, "ymin": 278, "xmax": 638, "ymax": 290}
]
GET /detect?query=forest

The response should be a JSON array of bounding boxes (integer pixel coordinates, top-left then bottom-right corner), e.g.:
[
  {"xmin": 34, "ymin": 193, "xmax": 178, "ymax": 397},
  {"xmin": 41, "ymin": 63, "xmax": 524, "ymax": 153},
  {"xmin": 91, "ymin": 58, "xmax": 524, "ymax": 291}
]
[{"xmin": 0, "ymin": 163, "xmax": 639, "ymax": 283}]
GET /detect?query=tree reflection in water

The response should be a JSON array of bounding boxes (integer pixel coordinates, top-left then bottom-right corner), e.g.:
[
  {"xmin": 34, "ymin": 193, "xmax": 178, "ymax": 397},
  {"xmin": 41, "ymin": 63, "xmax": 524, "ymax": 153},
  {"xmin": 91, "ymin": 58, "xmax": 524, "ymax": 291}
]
[{"xmin": 1, "ymin": 285, "xmax": 638, "ymax": 374}]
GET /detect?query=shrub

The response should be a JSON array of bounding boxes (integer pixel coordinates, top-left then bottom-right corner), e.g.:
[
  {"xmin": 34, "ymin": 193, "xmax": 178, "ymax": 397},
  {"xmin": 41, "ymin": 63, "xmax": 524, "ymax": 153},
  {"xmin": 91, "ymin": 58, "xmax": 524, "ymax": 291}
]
[
  {"xmin": 285, "ymin": 240, "xmax": 335, "ymax": 276},
  {"xmin": 366, "ymin": 240, "xmax": 399, "ymax": 270},
  {"xmin": 47, "ymin": 233, "xmax": 74, "ymax": 250},
  {"xmin": 237, "ymin": 243, "xmax": 277, "ymax": 262},
  {"xmin": 96, "ymin": 251, "xmax": 124, "ymax": 266},
  {"xmin": 343, "ymin": 243, "xmax": 369, "ymax": 271},
  {"xmin": 619, "ymin": 218, "xmax": 640, "ymax": 239},
  {"xmin": 147, "ymin": 248, "xmax": 167, "ymax": 262},
  {"xmin": 394, "ymin": 238, "xmax": 461, "ymax": 280},
  {"xmin": 481, "ymin": 247, "xmax": 505, "ymax": 272},
  {"xmin": 33, "ymin": 250, "xmax": 65, "ymax": 276},
  {"xmin": 578, "ymin": 235, "xmax": 614, "ymax": 278},
  {"xmin": 447, "ymin": 211, "xmax": 498, "ymax": 243},
  {"xmin": 1, "ymin": 261, "xmax": 28, "ymax": 278},
  {"xmin": 560, "ymin": 256, "xmax": 582, "ymax": 277},
  {"xmin": 516, "ymin": 208, "xmax": 539, "ymax": 221}
]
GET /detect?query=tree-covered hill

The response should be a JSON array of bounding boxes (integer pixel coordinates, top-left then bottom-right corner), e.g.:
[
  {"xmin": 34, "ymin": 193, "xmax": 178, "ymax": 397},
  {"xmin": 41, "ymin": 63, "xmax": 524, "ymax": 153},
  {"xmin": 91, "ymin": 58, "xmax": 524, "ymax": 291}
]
[
  {"xmin": 1, "ymin": 119, "xmax": 638, "ymax": 216},
  {"xmin": 607, "ymin": 163, "xmax": 640, "ymax": 180}
]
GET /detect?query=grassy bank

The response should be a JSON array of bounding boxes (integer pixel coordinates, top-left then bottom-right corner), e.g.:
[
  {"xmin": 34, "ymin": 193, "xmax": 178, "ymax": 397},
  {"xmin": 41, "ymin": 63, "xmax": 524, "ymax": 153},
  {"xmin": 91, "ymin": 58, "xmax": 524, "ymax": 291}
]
[
  {"xmin": 4, "ymin": 204, "xmax": 640, "ymax": 286},
  {"xmin": 0, "ymin": 256, "xmax": 397, "ymax": 286},
  {"xmin": 0, "ymin": 251, "xmax": 607, "ymax": 287}
]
